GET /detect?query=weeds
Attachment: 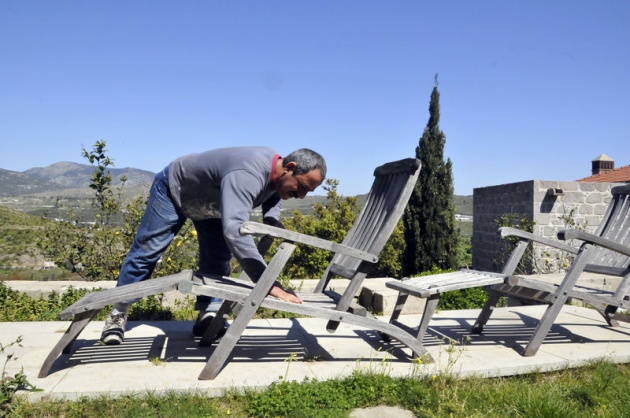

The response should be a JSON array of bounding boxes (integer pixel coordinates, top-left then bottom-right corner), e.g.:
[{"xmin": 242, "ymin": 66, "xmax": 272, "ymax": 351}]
[{"xmin": 1, "ymin": 336, "xmax": 39, "ymax": 417}]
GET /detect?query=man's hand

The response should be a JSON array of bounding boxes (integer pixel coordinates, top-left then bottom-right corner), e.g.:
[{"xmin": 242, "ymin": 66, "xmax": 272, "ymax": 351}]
[{"xmin": 269, "ymin": 285, "xmax": 303, "ymax": 304}]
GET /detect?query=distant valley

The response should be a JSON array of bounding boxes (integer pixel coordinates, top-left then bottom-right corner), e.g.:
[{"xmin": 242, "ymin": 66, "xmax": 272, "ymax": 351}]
[{"xmin": 0, "ymin": 162, "xmax": 473, "ymax": 218}]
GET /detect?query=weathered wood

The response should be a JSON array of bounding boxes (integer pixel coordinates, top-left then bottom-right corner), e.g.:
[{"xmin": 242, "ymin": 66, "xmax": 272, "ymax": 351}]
[
  {"xmin": 239, "ymin": 222, "xmax": 378, "ymax": 263},
  {"xmin": 474, "ymin": 184, "xmax": 630, "ymax": 355},
  {"xmin": 386, "ymin": 270, "xmax": 508, "ymax": 298},
  {"xmin": 39, "ymin": 158, "xmax": 426, "ymax": 381},
  {"xmin": 60, "ymin": 270, "xmax": 194, "ymax": 319},
  {"xmin": 39, "ymin": 310, "xmax": 98, "ymax": 377},
  {"xmin": 560, "ymin": 229, "xmax": 630, "ymax": 258},
  {"xmin": 472, "ymin": 240, "xmax": 532, "ymax": 332},
  {"xmin": 385, "ymin": 270, "xmax": 508, "ymax": 345},
  {"xmin": 390, "ymin": 183, "xmax": 630, "ymax": 358},
  {"xmin": 197, "ymin": 242, "xmax": 296, "ymax": 380},
  {"xmin": 507, "ymin": 276, "xmax": 630, "ymax": 310},
  {"xmin": 195, "ymin": 157, "xmax": 424, "ymax": 379},
  {"xmin": 373, "ymin": 158, "xmax": 420, "ymax": 176},
  {"xmin": 386, "ymin": 240, "xmax": 528, "ymax": 345},
  {"xmin": 500, "ymin": 227, "xmax": 578, "ymax": 254}
]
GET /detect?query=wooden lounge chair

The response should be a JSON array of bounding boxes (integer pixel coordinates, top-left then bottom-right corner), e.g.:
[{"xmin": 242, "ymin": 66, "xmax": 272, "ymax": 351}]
[
  {"xmin": 178, "ymin": 157, "xmax": 428, "ymax": 379},
  {"xmin": 386, "ymin": 183, "xmax": 630, "ymax": 357},
  {"xmin": 40, "ymin": 157, "xmax": 428, "ymax": 380},
  {"xmin": 383, "ymin": 237, "xmax": 529, "ymax": 351},
  {"xmin": 473, "ymin": 183, "xmax": 630, "ymax": 356}
]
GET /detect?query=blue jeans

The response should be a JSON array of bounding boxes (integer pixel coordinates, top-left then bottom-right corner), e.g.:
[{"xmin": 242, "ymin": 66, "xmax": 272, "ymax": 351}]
[{"xmin": 116, "ymin": 166, "xmax": 227, "ymax": 313}]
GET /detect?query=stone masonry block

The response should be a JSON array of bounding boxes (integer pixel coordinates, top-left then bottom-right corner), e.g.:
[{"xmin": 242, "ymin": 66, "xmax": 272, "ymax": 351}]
[
  {"xmin": 585, "ymin": 193, "xmax": 603, "ymax": 204},
  {"xmin": 578, "ymin": 205, "xmax": 594, "ymax": 215}
]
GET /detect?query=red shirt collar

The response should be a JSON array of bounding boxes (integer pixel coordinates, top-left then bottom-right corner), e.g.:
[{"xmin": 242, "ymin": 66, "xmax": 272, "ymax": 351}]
[{"xmin": 270, "ymin": 154, "xmax": 281, "ymax": 189}]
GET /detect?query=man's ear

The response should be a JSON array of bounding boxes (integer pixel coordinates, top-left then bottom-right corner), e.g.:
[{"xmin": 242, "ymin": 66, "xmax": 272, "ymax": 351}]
[{"xmin": 283, "ymin": 161, "xmax": 297, "ymax": 173}]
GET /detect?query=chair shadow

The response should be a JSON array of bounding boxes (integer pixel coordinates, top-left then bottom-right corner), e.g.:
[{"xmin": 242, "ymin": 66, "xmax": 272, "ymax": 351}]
[
  {"xmin": 353, "ymin": 328, "xmax": 444, "ymax": 362},
  {"xmin": 46, "ymin": 319, "xmax": 337, "ymax": 375},
  {"xmin": 356, "ymin": 309, "xmax": 630, "ymax": 359},
  {"xmin": 46, "ymin": 309, "xmax": 625, "ymax": 376},
  {"xmin": 426, "ymin": 309, "xmax": 616, "ymax": 354},
  {"xmin": 164, "ymin": 324, "xmax": 331, "ymax": 364},
  {"xmin": 46, "ymin": 335, "xmax": 166, "ymax": 376}
]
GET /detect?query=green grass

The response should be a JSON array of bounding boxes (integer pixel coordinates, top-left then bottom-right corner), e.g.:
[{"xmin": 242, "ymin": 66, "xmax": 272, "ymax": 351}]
[{"xmin": 8, "ymin": 361, "xmax": 630, "ymax": 417}]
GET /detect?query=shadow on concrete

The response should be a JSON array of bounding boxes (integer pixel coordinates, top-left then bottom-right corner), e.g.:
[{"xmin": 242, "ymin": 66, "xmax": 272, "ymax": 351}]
[
  {"xmin": 46, "ymin": 335, "xmax": 166, "ymax": 376},
  {"xmin": 46, "ymin": 319, "xmax": 340, "ymax": 376}
]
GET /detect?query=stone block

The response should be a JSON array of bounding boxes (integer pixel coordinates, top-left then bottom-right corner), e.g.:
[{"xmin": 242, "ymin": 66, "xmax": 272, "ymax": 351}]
[{"xmin": 358, "ymin": 278, "xmax": 426, "ymax": 315}]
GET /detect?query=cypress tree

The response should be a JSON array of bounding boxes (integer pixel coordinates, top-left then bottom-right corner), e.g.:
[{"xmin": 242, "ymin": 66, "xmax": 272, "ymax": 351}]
[{"xmin": 402, "ymin": 78, "xmax": 459, "ymax": 275}]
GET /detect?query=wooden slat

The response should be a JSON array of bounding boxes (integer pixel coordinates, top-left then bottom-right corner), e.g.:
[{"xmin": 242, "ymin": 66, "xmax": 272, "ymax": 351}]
[
  {"xmin": 386, "ymin": 270, "xmax": 508, "ymax": 298},
  {"xmin": 506, "ymin": 276, "xmax": 630, "ymax": 310},
  {"xmin": 59, "ymin": 270, "xmax": 193, "ymax": 319},
  {"xmin": 239, "ymin": 222, "xmax": 378, "ymax": 263}
]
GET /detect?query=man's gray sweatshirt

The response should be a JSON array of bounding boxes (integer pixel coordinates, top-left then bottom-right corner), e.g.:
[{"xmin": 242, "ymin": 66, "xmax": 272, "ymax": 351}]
[{"xmin": 168, "ymin": 146, "xmax": 282, "ymax": 282}]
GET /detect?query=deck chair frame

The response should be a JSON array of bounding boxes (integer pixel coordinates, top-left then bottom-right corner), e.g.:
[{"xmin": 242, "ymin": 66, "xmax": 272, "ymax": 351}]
[
  {"xmin": 385, "ymin": 184, "xmax": 630, "ymax": 358},
  {"xmin": 473, "ymin": 183, "xmax": 630, "ymax": 356},
  {"xmin": 39, "ymin": 158, "xmax": 425, "ymax": 381},
  {"xmin": 383, "ymin": 234, "xmax": 532, "ymax": 352},
  {"xmin": 180, "ymin": 157, "xmax": 425, "ymax": 379}
]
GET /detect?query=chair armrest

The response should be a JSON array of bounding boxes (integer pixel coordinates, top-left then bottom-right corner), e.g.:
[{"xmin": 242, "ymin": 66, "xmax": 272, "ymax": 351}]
[
  {"xmin": 239, "ymin": 221, "xmax": 379, "ymax": 263},
  {"xmin": 559, "ymin": 229, "xmax": 630, "ymax": 258},
  {"xmin": 500, "ymin": 227, "xmax": 578, "ymax": 254}
]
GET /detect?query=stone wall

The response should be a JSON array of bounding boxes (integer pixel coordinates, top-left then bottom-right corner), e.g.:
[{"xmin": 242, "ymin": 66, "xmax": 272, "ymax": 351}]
[{"xmin": 472, "ymin": 180, "xmax": 624, "ymax": 273}]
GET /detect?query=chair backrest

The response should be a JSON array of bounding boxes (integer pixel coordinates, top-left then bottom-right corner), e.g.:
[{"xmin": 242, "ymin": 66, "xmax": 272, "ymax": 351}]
[
  {"xmin": 585, "ymin": 184, "xmax": 630, "ymax": 276},
  {"xmin": 324, "ymin": 158, "xmax": 421, "ymax": 279}
]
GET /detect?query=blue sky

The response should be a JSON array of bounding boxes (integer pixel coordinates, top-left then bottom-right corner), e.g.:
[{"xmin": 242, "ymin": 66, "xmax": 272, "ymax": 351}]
[{"xmin": 1, "ymin": 1, "xmax": 628, "ymax": 196}]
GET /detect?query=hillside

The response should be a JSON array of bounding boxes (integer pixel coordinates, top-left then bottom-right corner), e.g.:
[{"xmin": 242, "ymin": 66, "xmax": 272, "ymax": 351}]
[
  {"xmin": 0, "ymin": 161, "xmax": 473, "ymax": 219},
  {"xmin": 0, "ymin": 168, "xmax": 63, "ymax": 196},
  {"xmin": 0, "ymin": 206, "xmax": 49, "ymax": 270},
  {"xmin": 25, "ymin": 161, "xmax": 155, "ymax": 189},
  {"xmin": 454, "ymin": 195, "xmax": 473, "ymax": 216},
  {"xmin": 0, "ymin": 162, "xmax": 155, "ymax": 197}
]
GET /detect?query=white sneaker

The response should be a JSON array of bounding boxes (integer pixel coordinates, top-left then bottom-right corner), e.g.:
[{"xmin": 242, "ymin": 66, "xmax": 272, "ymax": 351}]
[{"xmin": 101, "ymin": 313, "xmax": 128, "ymax": 345}]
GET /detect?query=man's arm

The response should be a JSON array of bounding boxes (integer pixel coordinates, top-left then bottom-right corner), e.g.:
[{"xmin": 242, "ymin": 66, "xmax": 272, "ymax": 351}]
[{"xmin": 220, "ymin": 172, "xmax": 302, "ymax": 303}]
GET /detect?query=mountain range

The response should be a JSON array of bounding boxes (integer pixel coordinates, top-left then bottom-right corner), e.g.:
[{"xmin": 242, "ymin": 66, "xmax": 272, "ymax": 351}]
[
  {"xmin": 0, "ymin": 162, "xmax": 473, "ymax": 216},
  {"xmin": 0, "ymin": 162, "xmax": 155, "ymax": 197}
]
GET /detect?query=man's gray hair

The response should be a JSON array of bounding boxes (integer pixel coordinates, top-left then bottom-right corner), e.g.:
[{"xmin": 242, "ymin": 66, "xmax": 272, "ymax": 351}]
[{"xmin": 283, "ymin": 148, "xmax": 327, "ymax": 178}]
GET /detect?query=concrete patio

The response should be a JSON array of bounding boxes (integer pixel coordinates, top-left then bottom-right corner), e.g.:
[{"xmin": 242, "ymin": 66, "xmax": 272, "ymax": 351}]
[{"xmin": 2, "ymin": 304, "xmax": 630, "ymax": 403}]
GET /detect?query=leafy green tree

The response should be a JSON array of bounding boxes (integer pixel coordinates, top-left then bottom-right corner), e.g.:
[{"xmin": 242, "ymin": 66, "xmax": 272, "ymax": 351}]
[
  {"xmin": 82, "ymin": 140, "xmax": 125, "ymax": 226},
  {"xmin": 402, "ymin": 78, "xmax": 459, "ymax": 275},
  {"xmin": 39, "ymin": 140, "xmax": 199, "ymax": 281},
  {"xmin": 40, "ymin": 141, "xmax": 127, "ymax": 279}
]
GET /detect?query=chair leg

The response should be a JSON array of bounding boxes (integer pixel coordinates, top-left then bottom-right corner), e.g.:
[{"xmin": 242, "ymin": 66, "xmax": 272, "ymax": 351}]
[
  {"xmin": 471, "ymin": 289, "xmax": 502, "ymax": 334},
  {"xmin": 416, "ymin": 294, "xmax": 439, "ymax": 346},
  {"xmin": 197, "ymin": 242, "xmax": 296, "ymax": 380},
  {"xmin": 522, "ymin": 293, "xmax": 570, "ymax": 356},
  {"xmin": 523, "ymin": 257, "xmax": 588, "ymax": 356},
  {"xmin": 389, "ymin": 292, "xmax": 408, "ymax": 324},
  {"xmin": 381, "ymin": 292, "xmax": 409, "ymax": 342},
  {"xmin": 326, "ymin": 270, "xmax": 368, "ymax": 333},
  {"xmin": 198, "ymin": 307, "xmax": 252, "ymax": 380},
  {"xmin": 199, "ymin": 301, "xmax": 235, "ymax": 347},
  {"xmin": 39, "ymin": 309, "xmax": 99, "ymax": 378}
]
